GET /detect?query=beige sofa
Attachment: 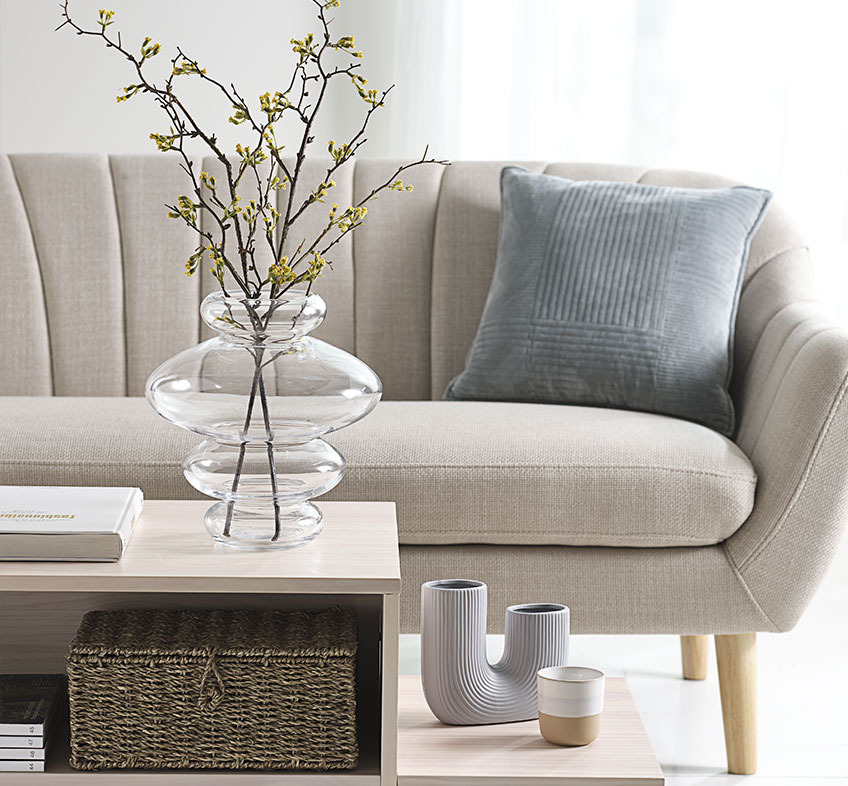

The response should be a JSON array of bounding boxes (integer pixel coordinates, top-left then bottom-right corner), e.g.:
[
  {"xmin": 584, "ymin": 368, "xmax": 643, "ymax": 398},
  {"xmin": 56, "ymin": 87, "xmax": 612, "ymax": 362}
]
[{"xmin": 2, "ymin": 154, "xmax": 847, "ymax": 773}]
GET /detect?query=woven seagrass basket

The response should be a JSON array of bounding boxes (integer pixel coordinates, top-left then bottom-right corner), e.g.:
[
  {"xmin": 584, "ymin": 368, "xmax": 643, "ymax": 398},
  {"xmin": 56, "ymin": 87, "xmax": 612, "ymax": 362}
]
[{"xmin": 66, "ymin": 608, "xmax": 357, "ymax": 771}]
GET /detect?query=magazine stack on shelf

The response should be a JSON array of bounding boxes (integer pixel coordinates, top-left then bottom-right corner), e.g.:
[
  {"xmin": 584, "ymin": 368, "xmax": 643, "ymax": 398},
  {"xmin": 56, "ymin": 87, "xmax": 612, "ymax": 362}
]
[{"xmin": 0, "ymin": 675, "xmax": 64, "ymax": 773}]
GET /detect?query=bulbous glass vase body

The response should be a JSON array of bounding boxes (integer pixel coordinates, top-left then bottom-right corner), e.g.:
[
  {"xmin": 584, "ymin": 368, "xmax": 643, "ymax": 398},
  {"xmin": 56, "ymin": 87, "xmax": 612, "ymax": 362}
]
[{"xmin": 145, "ymin": 290, "xmax": 381, "ymax": 549}]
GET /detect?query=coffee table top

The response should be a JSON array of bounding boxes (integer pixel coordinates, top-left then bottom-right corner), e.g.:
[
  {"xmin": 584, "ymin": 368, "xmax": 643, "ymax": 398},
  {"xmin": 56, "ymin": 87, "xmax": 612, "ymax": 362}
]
[
  {"xmin": 0, "ymin": 500, "xmax": 400, "ymax": 594},
  {"xmin": 397, "ymin": 675, "xmax": 664, "ymax": 785}
]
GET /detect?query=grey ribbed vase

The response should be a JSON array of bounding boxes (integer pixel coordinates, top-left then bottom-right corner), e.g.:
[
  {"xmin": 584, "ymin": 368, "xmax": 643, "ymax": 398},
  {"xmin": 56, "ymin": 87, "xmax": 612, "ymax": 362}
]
[{"xmin": 420, "ymin": 579, "xmax": 570, "ymax": 725}]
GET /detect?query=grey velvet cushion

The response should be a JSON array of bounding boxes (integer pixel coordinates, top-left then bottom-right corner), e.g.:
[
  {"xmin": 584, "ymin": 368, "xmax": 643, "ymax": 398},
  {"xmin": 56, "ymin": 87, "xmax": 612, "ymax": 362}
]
[{"xmin": 445, "ymin": 167, "xmax": 772, "ymax": 434}]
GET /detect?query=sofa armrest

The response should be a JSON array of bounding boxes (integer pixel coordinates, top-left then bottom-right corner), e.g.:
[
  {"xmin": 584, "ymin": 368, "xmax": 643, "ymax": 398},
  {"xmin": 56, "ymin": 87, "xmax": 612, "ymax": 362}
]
[{"xmin": 728, "ymin": 301, "xmax": 848, "ymax": 631}]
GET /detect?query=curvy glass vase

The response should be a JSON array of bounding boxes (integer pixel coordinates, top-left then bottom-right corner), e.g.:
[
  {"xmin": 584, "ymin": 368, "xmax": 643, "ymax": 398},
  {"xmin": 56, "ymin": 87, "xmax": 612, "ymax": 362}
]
[{"xmin": 145, "ymin": 290, "xmax": 381, "ymax": 550}]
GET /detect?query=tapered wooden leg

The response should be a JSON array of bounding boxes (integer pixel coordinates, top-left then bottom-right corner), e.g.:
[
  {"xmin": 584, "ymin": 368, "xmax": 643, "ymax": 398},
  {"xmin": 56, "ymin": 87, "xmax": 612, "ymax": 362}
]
[
  {"xmin": 715, "ymin": 633, "xmax": 757, "ymax": 775},
  {"xmin": 680, "ymin": 635, "xmax": 708, "ymax": 680}
]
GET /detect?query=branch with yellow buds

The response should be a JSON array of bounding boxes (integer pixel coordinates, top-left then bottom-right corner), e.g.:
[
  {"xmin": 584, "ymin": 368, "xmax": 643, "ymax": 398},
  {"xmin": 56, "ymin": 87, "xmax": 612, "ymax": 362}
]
[{"xmin": 59, "ymin": 0, "xmax": 448, "ymax": 305}]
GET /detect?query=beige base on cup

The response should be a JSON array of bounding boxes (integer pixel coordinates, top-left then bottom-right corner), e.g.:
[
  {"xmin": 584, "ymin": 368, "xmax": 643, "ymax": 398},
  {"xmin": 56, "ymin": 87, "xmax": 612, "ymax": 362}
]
[{"xmin": 539, "ymin": 712, "xmax": 602, "ymax": 746}]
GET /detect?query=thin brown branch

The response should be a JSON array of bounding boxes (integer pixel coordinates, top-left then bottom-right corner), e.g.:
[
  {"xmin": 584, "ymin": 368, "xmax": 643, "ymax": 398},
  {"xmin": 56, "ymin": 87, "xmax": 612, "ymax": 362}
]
[
  {"xmin": 288, "ymin": 148, "xmax": 449, "ymax": 273},
  {"xmin": 59, "ymin": 0, "xmax": 449, "ymax": 304}
]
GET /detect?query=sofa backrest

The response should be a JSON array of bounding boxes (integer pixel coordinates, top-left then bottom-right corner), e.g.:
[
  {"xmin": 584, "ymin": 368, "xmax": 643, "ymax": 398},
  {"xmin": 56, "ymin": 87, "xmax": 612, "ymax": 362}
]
[{"xmin": 0, "ymin": 154, "xmax": 812, "ymax": 403}]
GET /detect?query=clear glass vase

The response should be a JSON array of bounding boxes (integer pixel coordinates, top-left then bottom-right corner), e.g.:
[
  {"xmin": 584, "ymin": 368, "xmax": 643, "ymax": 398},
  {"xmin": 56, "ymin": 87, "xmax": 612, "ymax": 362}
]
[{"xmin": 145, "ymin": 289, "xmax": 381, "ymax": 550}]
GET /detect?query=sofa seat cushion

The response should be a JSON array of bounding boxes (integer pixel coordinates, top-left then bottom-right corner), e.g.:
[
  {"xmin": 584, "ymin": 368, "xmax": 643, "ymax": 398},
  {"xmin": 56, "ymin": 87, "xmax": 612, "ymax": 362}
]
[{"xmin": 0, "ymin": 398, "xmax": 755, "ymax": 548}]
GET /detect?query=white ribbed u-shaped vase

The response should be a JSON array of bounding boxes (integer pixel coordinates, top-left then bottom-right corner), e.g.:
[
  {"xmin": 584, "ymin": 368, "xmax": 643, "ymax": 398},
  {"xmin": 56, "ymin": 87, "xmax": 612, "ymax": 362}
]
[{"xmin": 420, "ymin": 579, "xmax": 570, "ymax": 725}]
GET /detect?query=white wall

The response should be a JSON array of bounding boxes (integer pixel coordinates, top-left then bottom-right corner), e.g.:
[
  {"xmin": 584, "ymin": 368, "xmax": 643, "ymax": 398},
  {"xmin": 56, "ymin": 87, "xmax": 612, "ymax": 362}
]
[
  {"xmin": 0, "ymin": 0, "xmax": 455, "ymax": 159},
  {"xmin": 3, "ymin": 0, "xmax": 847, "ymax": 313},
  {"xmin": 0, "ymin": 0, "xmax": 377, "ymax": 156}
]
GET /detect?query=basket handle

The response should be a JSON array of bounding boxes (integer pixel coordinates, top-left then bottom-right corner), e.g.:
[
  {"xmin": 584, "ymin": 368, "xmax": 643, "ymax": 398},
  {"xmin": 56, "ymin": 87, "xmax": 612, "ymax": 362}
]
[{"xmin": 198, "ymin": 650, "xmax": 225, "ymax": 712}]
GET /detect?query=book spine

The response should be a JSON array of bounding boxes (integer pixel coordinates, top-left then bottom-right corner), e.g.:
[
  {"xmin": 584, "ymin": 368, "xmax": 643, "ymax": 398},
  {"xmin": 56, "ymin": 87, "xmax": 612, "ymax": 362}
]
[
  {"xmin": 0, "ymin": 724, "xmax": 43, "ymax": 736},
  {"xmin": 117, "ymin": 489, "xmax": 144, "ymax": 552},
  {"xmin": 0, "ymin": 736, "xmax": 42, "ymax": 748},
  {"xmin": 0, "ymin": 749, "xmax": 46, "ymax": 760},
  {"xmin": 0, "ymin": 760, "xmax": 45, "ymax": 772}
]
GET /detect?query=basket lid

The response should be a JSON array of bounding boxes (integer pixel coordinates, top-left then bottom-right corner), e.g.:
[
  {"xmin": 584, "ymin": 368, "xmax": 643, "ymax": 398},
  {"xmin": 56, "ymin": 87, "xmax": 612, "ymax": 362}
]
[{"xmin": 68, "ymin": 608, "xmax": 356, "ymax": 659}]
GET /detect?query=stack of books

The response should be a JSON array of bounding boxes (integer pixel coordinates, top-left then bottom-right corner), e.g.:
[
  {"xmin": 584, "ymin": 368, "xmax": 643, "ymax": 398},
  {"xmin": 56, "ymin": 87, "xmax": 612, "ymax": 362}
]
[{"xmin": 0, "ymin": 675, "xmax": 64, "ymax": 773}]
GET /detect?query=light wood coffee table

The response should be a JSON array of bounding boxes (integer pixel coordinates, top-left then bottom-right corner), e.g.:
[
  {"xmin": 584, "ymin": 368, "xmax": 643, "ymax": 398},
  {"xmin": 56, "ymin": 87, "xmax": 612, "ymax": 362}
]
[
  {"xmin": 0, "ymin": 500, "xmax": 400, "ymax": 786},
  {"xmin": 1, "ymin": 499, "xmax": 665, "ymax": 785},
  {"xmin": 397, "ymin": 675, "xmax": 664, "ymax": 785}
]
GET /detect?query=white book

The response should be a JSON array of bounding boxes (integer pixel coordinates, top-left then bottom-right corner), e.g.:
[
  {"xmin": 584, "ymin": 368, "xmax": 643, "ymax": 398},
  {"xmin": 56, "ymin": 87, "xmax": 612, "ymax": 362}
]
[
  {"xmin": 0, "ymin": 749, "xmax": 46, "ymax": 760},
  {"xmin": 0, "ymin": 736, "xmax": 42, "ymax": 748},
  {"xmin": 0, "ymin": 760, "xmax": 45, "ymax": 771},
  {"xmin": 0, "ymin": 487, "xmax": 143, "ymax": 562}
]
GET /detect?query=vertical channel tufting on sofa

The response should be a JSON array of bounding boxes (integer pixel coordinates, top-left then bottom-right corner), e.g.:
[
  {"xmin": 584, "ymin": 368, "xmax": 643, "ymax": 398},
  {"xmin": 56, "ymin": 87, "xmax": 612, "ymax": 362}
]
[
  {"xmin": 107, "ymin": 155, "xmax": 128, "ymax": 396},
  {"xmin": 9, "ymin": 153, "xmax": 126, "ymax": 396},
  {"xmin": 110, "ymin": 155, "xmax": 202, "ymax": 395},
  {"xmin": 352, "ymin": 159, "xmax": 445, "ymax": 400},
  {"xmin": 273, "ymin": 157, "xmax": 357, "ymax": 355},
  {"xmin": 0, "ymin": 155, "xmax": 53, "ymax": 395}
]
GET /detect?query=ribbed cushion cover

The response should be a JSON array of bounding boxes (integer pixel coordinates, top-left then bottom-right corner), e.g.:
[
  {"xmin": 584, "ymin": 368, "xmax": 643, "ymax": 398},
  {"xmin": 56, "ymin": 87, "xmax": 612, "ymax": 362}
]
[{"xmin": 446, "ymin": 167, "xmax": 772, "ymax": 435}]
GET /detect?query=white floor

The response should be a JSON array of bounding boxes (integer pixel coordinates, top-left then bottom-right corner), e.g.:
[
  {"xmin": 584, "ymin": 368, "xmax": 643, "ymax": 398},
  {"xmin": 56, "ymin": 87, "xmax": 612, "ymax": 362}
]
[{"xmin": 398, "ymin": 532, "xmax": 848, "ymax": 785}]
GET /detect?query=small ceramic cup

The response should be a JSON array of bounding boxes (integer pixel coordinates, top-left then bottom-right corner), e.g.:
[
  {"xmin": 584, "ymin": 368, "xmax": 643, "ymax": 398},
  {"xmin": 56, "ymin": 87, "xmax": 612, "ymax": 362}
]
[{"xmin": 537, "ymin": 666, "xmax": 605, "ymax": 746}]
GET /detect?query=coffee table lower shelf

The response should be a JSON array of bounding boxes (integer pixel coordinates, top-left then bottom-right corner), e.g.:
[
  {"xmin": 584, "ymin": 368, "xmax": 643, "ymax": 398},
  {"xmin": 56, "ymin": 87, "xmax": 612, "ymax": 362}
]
[
  {"xmin": 397, "ymin": 675, "xmax": 664, "ymax": 786},
  {"xmin": 3, "ymin": 721, "xmax": 380, "ymax": 785},
  {"xmin": 2, "ymin": 677, "xmax": 662, "ymax": 785}
]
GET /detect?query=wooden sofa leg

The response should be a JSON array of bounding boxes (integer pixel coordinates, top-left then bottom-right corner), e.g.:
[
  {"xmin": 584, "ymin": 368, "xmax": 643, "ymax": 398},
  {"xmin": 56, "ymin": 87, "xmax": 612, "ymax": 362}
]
[
  {"xmin": 680, "ymin": 635, "xmax": 708, "ymax": 679},
  {"xmin": 715, "ymin": 633, "xmax": 757, "ymax": 775}
]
